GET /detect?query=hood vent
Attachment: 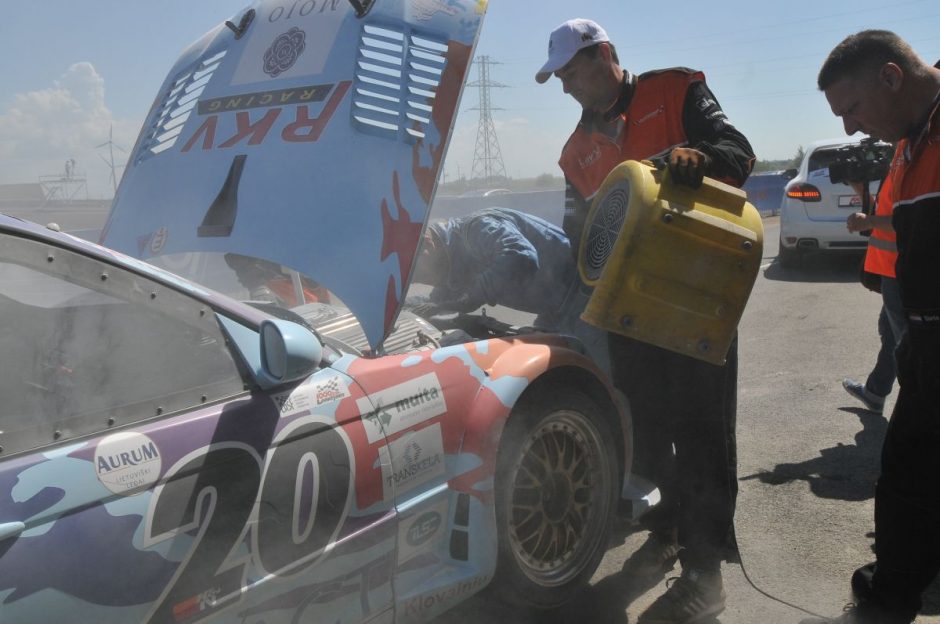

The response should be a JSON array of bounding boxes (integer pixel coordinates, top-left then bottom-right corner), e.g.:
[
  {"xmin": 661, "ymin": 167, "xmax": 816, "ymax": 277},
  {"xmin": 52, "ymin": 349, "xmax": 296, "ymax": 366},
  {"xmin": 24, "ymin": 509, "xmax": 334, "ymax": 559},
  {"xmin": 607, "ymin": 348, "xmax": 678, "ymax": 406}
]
[
  {"xmin": 353, "ymin": 23, "xmax": 447, "ymax": 142},
  {"xmin": 137, "ymin": 50, "xmax": 228, "ymax": 161}
]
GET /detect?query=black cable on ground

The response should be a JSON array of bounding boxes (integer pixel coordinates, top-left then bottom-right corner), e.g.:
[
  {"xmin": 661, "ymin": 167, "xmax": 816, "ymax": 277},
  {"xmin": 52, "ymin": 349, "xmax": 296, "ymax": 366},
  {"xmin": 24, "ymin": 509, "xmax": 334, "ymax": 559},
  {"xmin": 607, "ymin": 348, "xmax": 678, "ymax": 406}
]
[{"xmin": 734, "ymin": 537, "xmax": 830, "ymax": 620}]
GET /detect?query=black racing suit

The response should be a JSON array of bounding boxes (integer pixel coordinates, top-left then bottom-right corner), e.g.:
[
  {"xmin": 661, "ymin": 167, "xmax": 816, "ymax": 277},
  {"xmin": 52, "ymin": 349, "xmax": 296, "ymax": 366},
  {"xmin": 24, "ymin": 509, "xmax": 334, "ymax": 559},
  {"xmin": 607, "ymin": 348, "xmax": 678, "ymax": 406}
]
[
  {"xmin": 564, "ymin": 71, "xmax": 754, "ymax": 572},
  {"xmin": 851, "ymin": 87, "xmax": 940, "ymax": 623}
]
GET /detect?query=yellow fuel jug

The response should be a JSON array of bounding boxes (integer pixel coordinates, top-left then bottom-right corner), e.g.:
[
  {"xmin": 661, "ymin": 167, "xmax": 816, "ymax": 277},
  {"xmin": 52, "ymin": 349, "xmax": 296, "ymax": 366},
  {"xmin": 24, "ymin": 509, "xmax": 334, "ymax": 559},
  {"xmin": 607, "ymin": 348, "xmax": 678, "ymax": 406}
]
[{"xmin": 578, "ymin": 160, "xmax": 763, "ymax": 365}]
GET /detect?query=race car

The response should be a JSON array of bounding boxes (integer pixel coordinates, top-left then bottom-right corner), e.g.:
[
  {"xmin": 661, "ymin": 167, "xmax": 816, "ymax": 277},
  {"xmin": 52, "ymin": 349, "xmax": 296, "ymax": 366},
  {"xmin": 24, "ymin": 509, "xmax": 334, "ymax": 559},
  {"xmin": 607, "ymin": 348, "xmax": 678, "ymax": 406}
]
[{"xmin": 0, "ymin": 1, "xmax": 645, "ymax": 622}]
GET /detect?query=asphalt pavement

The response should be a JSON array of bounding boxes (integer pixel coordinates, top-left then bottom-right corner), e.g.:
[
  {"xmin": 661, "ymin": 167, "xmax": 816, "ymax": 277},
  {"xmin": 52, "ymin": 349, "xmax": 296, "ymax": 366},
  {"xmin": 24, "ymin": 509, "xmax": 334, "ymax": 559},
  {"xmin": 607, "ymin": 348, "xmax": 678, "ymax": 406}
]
[{"xmin": 433, "ymin": 216, "xmax": 940, "ymax": 624}]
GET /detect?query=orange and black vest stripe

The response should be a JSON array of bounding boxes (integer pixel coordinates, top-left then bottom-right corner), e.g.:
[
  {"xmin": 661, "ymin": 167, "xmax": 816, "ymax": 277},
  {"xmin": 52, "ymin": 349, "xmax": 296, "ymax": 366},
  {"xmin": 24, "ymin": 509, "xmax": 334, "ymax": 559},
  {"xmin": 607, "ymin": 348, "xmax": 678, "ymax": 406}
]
[
  {"xmin": 559, "ymin": 69, "xmax": 704, "ymax": 200},
  {"xmin": 887, "ymin": 94, "xmax": 940, "ymax": 319}
]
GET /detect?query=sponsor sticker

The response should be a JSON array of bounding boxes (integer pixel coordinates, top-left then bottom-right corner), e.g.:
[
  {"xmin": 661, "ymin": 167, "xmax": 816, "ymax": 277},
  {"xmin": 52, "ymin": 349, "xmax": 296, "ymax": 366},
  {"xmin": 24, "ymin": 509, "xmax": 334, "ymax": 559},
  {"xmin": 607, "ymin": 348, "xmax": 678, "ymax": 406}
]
[
  {"xmin": 578, "ymin": 144, "xmax": 602, "ymax": 170},
  {"xmin": 398, "ymin": 501, "xmax": 448, "ymax": 564},
  {"xmin": 697, "ymin": 96, "xmax": 717, "ymax": 111},
  {"xmin": 150, "ymin": 227, "xmax": 168, "ymax": 254},
  {"xmin": 357, "ymin": 373, "xmax": 447, "ymax": 443},
  {"xmin": 410, "ymin": 0, "xmax": 460, "ymax": 20},
  {"xmin": 172, "ymin": 588, "xmax": 220, "ymax": 622},
  {"xmin": 379, "ymin": 423, "xmax": 445, "ymax": 499},
  {"xmin": 633, "ymin": 105, "xmax": 664, "ymax": 126},
  {"xmin": 94, "ymin": 432, "xmax": 162, "ymax": 495},
  {"xmin": 403, "ymin": 575, "xmax": 490, "ymax": 617},
  {"xmin": 231, "ymin": 4, "xmax": 345, "ymax": 86},
  {"xmin": 263, "ymin": 27, "xmax": 306, "ymax": 77},
  {"xmin": 197, "ymin": 84, "xmax": 333, "ymax": 115},
  {"xmin": 272, "ymin": 375, "xmax": 351, "ymax": 417},
  {"xmin": 314, "ymin": 375, "xmax": 351, "ymax": 405}
]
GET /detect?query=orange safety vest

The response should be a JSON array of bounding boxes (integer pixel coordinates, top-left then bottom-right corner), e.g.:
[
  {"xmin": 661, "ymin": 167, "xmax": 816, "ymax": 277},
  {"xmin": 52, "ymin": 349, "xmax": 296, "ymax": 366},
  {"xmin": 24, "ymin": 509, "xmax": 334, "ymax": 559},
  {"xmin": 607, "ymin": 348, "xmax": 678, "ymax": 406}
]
[
  {"xmin": 886, "ymin": 94, "xmax": 940, "ymax": 316},
  {"xmin": 559, "ymin": 68, "xmax": 704, "ymax": 200},
  {"xmin": 864, "ymin": 172, "xmax": 898, "ymax": 277}
]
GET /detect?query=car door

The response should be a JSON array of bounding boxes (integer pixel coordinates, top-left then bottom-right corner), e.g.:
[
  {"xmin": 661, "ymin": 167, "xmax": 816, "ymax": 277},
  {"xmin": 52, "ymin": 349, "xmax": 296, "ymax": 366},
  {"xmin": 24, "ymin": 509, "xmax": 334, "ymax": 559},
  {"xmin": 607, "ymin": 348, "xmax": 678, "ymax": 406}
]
[
  {"xmin": 344, "ymin": 350, "xmax": 486, "ymax": 620},
  {"xmin": 0, "ymin": 229, "xmax": 395, "ymax": 624}
]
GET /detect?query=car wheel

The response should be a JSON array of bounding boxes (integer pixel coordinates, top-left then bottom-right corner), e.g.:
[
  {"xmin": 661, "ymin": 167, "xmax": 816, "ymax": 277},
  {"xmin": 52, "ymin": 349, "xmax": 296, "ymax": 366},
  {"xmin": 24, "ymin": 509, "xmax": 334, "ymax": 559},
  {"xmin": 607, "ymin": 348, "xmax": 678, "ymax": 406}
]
[
  {"xmin": 492, "ymin": 388, "xmax": 618, "ymax": 609},
  {"xmin": 778, "ymin": 237, "xmax": 802, "ymax": 269}
]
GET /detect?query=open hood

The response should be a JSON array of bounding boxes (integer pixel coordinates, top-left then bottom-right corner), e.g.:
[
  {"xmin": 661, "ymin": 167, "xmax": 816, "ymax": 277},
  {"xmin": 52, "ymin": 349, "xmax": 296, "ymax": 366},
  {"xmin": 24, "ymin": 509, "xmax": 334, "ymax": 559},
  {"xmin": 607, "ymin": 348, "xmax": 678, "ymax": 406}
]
[{"xmin": 101, "ymin": 0, "xmax": 486, "ymax": 351}]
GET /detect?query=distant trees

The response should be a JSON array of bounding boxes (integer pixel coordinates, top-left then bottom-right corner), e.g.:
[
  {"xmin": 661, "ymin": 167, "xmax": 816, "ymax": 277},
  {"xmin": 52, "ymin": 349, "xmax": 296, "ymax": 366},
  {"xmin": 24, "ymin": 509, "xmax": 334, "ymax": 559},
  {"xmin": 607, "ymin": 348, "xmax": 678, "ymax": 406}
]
[
  {"xmin": 534, "ymin": 173, "xmax": 558, "ymax": 188},
  {"xmin": 438, "ymin": 173, "xmax": 564, "ymax": 194},
  {"xmin": 752, "ymin": 146, "xmax": 804, "ymax": 173}
]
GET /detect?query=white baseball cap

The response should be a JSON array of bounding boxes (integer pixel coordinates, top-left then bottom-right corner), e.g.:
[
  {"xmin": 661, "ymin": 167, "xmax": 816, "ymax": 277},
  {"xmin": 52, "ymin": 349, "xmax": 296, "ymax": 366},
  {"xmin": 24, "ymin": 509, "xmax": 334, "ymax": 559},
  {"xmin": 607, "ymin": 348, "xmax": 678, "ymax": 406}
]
[{"xmin": 535, "ymin": 18, "xmax": 610, "ymax": 84}]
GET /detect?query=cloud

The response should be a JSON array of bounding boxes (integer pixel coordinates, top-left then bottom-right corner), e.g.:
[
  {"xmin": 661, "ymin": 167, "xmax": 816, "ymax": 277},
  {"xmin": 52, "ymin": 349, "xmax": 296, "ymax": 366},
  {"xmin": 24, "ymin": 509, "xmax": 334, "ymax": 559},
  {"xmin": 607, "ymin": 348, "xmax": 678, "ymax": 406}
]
[{"xmin": 0, "ymin": 63, "xmax": 137, "ymax": 196}]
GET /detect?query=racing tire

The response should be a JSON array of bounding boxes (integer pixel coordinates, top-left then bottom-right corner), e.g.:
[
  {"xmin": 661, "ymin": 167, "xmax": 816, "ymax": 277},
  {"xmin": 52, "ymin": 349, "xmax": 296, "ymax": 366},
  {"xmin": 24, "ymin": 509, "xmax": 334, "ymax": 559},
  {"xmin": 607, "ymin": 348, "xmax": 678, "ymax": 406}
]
[{"xmin": 491, "ymin": 388, "xmax": 619, "ymax": 609}]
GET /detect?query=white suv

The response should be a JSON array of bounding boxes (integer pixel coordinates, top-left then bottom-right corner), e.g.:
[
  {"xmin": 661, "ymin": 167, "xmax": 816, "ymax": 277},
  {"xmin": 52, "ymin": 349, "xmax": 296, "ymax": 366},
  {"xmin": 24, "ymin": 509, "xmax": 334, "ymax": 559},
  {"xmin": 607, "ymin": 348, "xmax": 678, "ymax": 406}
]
[{"xmin": 778, "ymin": 137, "xmax": 891, "ymax": 268}]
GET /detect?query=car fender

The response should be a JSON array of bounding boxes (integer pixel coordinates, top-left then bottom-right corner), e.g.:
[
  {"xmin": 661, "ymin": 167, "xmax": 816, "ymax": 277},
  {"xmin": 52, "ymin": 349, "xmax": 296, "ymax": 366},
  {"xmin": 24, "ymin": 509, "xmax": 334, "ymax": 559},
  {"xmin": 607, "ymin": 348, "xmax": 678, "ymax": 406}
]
[{"xmin": 452, "ymin": 338, "xmax": 629, "ymax": 505}]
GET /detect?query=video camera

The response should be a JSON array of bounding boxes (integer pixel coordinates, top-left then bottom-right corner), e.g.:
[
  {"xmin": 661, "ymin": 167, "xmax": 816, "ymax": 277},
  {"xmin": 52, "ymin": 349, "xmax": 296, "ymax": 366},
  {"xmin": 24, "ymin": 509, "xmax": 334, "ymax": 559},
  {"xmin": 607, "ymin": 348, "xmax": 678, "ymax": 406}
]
[{"xmin": 828, "ymin": 138, "xmax": 893, "ymax": 185}]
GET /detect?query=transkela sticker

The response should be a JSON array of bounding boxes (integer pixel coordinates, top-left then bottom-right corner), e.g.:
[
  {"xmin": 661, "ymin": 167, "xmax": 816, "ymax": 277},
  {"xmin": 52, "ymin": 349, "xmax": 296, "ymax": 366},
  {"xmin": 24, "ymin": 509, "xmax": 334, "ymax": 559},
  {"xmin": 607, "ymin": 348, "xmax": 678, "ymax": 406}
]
[
  {"xmin": 378, "ymin": 423, "xmax": 445, "ymax": 499},
  {"xmin": 94, "ymin": 432, "xmax": 162, "ymax": 495}
]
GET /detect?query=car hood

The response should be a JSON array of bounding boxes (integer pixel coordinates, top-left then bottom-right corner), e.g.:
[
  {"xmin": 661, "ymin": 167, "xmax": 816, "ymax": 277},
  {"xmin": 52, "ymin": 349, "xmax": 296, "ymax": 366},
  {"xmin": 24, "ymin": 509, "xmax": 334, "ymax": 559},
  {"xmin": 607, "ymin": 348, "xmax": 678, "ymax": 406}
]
[{"xmin": 101, "ymin": 0, "xmax": 486, "ymax": 351}]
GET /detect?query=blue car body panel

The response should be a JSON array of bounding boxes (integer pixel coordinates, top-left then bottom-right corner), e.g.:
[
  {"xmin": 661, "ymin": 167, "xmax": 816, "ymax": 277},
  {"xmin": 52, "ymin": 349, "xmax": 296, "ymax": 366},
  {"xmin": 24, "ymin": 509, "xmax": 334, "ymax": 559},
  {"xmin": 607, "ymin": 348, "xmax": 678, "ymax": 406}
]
[{"xmin": 101, "ymin": 0, "xmax": 485, "ymax": 352}]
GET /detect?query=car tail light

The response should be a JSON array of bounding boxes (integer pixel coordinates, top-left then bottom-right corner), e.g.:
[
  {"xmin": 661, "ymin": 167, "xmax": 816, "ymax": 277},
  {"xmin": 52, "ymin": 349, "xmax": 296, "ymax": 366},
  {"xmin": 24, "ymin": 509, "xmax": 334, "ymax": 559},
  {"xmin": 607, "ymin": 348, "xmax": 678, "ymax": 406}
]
[{"xmin": 786, "ymin": 183, "xmax": 822, "ymax": 202}]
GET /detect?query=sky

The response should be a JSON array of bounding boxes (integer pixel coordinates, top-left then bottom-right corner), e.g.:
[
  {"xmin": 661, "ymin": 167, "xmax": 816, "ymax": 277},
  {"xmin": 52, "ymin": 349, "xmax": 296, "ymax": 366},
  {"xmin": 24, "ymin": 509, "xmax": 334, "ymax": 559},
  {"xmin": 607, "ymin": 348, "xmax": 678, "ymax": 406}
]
[{"xmin": 0, "ymin": 0, "xmax": 937, "ymax": 198}]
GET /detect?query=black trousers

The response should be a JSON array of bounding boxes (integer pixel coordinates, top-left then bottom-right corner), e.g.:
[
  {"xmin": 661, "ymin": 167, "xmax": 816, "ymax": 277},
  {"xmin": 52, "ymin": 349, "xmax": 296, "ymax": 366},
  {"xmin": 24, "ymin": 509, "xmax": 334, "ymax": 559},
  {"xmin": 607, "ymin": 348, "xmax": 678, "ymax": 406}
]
[
  {"xmin": 860, "ymin": 329, "xmax": 940, "ymax": 621},
  {"xmin": 610, "ymin": 333, "xmax": 739, "ymax": 571}
]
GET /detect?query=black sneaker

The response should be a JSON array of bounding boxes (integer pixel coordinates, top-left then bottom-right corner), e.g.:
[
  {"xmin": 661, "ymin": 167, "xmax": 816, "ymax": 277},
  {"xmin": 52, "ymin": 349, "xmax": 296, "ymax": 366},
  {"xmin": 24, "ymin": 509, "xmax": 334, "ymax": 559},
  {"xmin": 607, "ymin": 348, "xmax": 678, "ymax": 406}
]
[
  {"xmin": 622, "ymin": 531, "xmax": 681, "ymax": 577},
  {"xmin": 637, "ymin": 568, "xmax": 726, "ymax": 624},
  {"xmin": 842, "ymin": 379, "xmax": 885, "ymax": 414}
]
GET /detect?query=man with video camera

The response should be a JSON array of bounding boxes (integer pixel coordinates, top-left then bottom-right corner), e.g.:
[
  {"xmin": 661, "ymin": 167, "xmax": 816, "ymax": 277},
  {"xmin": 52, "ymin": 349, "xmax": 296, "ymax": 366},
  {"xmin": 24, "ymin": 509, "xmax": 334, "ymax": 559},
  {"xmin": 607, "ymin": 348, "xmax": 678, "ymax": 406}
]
[
  {"xmin": 831, "ymin": 140, "xmax": 907, "ymax": 417},
  {"xmin": 802, "ymin": 31, "xmax": 940, "ymax": 624}
]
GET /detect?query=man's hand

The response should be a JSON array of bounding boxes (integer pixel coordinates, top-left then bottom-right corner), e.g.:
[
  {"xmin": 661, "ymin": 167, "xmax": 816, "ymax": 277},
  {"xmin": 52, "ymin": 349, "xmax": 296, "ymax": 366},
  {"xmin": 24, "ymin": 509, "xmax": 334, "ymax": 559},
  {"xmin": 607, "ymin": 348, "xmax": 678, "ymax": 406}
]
[
  {"xmin": 411, "ymin": 293, "xmax": 475, "ymax": 318},
  {"xmin": 410, "ymin": 302, "xmax": 444, "ymax": 318},
  {"xmin": 846, "ymin": 211, "xmax": 872, "ymax": 233},
  {"xmin": 668, "ymin": 147, "xmax": 712, "ymax": 189}
]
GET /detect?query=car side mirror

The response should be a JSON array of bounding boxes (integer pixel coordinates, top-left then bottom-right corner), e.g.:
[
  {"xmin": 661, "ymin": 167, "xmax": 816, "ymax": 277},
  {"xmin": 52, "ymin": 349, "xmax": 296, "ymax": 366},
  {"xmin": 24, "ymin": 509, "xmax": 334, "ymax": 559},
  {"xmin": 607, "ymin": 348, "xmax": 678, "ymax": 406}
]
[
  {"xmin": 257, "ymin": 319, "xmax": 322, "ymax": 388},
  {"xmin": 783, "ymin": 168, "xmax": 798, "ymax": 181}
]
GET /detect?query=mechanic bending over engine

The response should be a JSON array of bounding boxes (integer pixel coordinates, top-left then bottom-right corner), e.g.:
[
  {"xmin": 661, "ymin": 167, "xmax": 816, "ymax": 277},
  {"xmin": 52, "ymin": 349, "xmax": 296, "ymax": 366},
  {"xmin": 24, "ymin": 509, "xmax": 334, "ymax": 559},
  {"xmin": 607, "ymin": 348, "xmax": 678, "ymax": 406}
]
[
  {"xmin": 800, "ymin": 32, "xmax": 940, "ymax": 624},
  {"xmin": 409, "ymin": 206, "xmax": 609, "ymax": 374},
  {"xmin": 536, "ymin": 18, "xmax": 755, "ymax": 624}
]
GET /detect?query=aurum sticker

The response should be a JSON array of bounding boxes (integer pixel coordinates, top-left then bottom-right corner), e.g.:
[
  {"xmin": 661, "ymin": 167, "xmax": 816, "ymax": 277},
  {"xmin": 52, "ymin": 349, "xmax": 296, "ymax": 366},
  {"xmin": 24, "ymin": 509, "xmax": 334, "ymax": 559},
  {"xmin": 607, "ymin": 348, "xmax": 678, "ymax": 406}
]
[{"xmin": 94, "ymin": 432, "xmax": 162, "ymax": 495}]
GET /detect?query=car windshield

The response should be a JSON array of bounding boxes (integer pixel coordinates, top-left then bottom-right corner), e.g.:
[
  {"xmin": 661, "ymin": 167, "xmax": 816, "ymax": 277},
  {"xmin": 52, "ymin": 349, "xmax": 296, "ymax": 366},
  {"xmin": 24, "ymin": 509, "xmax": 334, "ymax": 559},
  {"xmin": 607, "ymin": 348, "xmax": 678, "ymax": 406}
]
[
  {"xmin": 147, "ymin": 251, "xmax": 340, "ymax": 310},
  {"xmin": 807, "ymin": 147, "xmax": 846, "ymax": 174}
]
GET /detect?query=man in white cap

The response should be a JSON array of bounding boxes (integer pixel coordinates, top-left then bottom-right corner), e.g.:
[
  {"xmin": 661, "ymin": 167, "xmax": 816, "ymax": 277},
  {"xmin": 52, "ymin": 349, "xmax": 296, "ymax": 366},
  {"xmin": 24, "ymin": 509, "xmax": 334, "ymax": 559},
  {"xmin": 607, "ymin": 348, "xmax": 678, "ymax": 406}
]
[{"xmin": 537, "ymin": 17, "xmax": 755, "ymax": 624}]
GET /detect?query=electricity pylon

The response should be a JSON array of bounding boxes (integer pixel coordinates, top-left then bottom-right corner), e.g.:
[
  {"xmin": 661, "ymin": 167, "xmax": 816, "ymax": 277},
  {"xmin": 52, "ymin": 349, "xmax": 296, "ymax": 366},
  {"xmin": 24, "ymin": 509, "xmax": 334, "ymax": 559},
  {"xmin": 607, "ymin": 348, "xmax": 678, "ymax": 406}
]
[
  {"xmin": 96, "ymin": 124, "xmax": 126, "ymax": 196},
  {"xmin": 467, "ymin": 55, "xmax": 507, "ymax": 185}
]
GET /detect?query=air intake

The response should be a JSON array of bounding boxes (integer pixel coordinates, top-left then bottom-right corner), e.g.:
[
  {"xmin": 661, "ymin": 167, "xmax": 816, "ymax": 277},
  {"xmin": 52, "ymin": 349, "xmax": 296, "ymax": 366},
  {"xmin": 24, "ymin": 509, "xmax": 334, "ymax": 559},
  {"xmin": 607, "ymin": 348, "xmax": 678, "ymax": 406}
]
[
  {"xmin": 582, "ymin": 180, "xmax": 630, "ymax": 283},
  {"xmin": 352, "ymin": 23, "xmax": 447, "ymax": 142},
  {"xmin": 138, "ymin": 50, "xmax": 228, "ymax": 161}
]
